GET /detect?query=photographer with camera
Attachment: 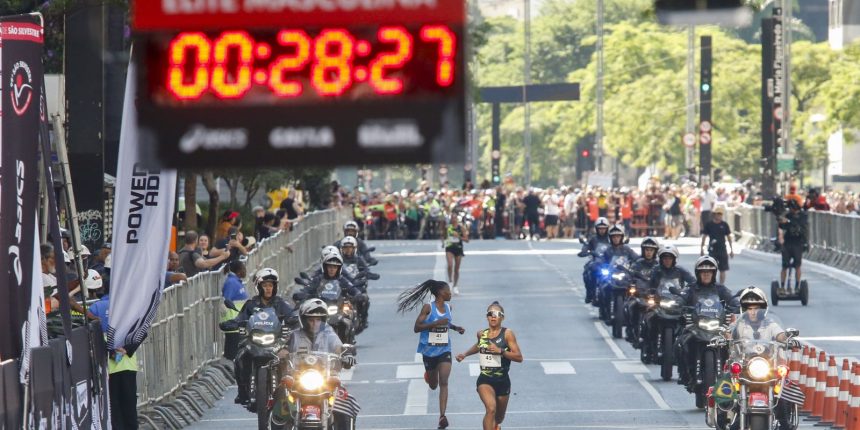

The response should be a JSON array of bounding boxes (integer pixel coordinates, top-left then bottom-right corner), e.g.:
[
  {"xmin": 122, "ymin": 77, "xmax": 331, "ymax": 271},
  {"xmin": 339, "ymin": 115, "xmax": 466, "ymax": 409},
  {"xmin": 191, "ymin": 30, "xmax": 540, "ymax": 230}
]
[{"xmin": 777, "ymin": 199, "xmax": 808, "ymax": 293}]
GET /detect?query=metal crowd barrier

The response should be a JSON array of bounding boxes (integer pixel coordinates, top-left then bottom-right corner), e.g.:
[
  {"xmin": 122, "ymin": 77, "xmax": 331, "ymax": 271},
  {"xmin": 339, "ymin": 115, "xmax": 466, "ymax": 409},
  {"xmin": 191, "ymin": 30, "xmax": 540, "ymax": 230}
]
[
  {"xmin": 727, "ymin": 205, "xmax": 860, "ymax": 276},
  {"xmin": 135, "ymin": 208, "xmax": 351, "ymax": 416}
]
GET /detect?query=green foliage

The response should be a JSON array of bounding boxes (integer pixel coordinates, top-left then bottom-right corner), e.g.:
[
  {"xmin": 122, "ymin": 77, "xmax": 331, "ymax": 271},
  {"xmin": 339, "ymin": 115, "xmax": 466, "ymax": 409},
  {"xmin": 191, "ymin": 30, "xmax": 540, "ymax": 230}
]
[{"xmin": 474, "ymin": 0, "xmax": 856, "ymax": 184}]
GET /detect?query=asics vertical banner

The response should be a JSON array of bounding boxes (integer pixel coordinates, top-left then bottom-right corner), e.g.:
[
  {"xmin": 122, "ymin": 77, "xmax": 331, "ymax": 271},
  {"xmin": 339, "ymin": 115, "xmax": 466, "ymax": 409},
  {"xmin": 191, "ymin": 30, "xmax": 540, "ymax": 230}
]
[
  {"xmin": 0, "ymin": 15, "xmax": 46, "ymax": 370},
  {"xmin": 107, "ymin": 60, "xmax": 177, "ymax": 355}
]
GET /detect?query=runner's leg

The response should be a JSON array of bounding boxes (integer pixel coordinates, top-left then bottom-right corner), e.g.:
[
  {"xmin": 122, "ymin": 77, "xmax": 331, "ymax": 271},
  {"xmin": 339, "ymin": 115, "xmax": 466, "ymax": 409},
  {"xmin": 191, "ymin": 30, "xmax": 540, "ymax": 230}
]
[{"xmin": 477, "ymin": 384, "xmax": 498, "ymax": 430}]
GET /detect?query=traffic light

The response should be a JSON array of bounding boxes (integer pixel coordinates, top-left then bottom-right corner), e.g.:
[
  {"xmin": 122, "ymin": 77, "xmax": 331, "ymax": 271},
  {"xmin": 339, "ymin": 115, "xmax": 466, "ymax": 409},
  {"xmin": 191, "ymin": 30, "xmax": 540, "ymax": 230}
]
[{"xmin": 576, "ymin": 141, "xmax": 595, "ymax": 179}]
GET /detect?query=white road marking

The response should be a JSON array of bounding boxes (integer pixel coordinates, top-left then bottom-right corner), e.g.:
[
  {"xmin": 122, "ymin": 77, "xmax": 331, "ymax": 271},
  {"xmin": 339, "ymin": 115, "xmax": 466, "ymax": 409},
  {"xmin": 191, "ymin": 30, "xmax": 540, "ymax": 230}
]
[
  {"xmin": 469, "ymin": 363, "xmax": 481, "ymax": 376},
  {"xmin": 414, "ymin": 353, "xmax": 422, "ymax": 363},
  {"xmin": 613, "ymin": 360, "xmax": 649, "ymax": 374},
  {"xmin": 433, "ymin": 250, "xmax": 446, "ymax": 281},
  {"xmin": 800, "ymin": 336, "xmax": 860, "ymax": 342},
  {"xmin": 403, "ymin": 379, "xmax": 428, "ymax": 415},
  {"xmin": 395, "ymin": 364, "xmax": 425, "ymax": 379},
  {"xmin": 540, "ymin": 361, "xmax": 577, "ymax": 374},
  {"xmin": 594, "ymin": 322, "xmax": 627, "ymax": 359},
  {"xmin": 340, "ymin": 368, "xmax": 354, "ymax": 380},
  {"xmin": 634, "ymin": 374, "xmax": 672, "ymax": 410}
]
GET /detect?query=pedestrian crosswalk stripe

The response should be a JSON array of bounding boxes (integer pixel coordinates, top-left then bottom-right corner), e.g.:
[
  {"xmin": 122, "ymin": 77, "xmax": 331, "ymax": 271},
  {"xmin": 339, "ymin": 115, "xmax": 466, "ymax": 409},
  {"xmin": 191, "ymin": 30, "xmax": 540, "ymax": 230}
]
[
  {"xmin": 396, "ymin": 364, "xmax": 426, "ymax": 379},
  {"xmin": 540, "ymin": 361, "xmax": 576, "ymax": 374},
  {"xmin": 613, "ymin": 360, "xmax": 649, "ymax": 373}
]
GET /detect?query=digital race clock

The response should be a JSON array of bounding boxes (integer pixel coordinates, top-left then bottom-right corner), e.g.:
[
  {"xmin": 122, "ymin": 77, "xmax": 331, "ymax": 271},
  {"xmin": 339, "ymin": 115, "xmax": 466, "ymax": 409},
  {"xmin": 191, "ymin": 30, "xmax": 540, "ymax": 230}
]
[{"xmin": 132, "ymin": 0, "xmax": 466, "ymax": 168}]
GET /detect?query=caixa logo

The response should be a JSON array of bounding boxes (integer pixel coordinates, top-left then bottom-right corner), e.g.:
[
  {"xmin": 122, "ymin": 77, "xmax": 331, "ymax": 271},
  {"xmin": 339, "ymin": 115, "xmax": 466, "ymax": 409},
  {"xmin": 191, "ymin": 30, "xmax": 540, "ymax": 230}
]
[
  {"xmin": 10, "ymin": 61, "xmax": 34, "ymax": 116},
  {"xmin": 179, "ymin": 124, "xmax": 248, "ymax": 153}
]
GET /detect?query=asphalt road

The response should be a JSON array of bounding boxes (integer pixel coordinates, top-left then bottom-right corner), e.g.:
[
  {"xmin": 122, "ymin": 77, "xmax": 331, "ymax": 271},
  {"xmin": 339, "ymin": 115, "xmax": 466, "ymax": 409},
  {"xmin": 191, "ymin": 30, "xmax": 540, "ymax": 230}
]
[{"xmin": 188, "ymin": 236, "xmax": 860, "ymax": 429}]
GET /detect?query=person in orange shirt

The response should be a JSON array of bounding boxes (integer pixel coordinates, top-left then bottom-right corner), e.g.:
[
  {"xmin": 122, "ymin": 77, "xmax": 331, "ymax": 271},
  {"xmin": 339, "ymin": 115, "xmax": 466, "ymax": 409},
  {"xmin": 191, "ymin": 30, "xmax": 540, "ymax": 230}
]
[
  {"xmin": 587, "ymin": 193, "xmax": 599, "ymax": 231},
  {"xmin": 619, "ymin": 189, "xmax": 634, "ymax": 235},
  {"xmin": 784, "ymin": 185, "xmax": 803, "ymax": 209}
]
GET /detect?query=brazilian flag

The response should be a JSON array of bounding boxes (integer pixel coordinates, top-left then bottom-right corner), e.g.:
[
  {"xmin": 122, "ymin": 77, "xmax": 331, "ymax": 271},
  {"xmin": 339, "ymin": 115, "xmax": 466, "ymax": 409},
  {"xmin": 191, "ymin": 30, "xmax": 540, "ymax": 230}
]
[{"xmin": 713, "ymin": 373, "xmax": 737, "ymax": 406}]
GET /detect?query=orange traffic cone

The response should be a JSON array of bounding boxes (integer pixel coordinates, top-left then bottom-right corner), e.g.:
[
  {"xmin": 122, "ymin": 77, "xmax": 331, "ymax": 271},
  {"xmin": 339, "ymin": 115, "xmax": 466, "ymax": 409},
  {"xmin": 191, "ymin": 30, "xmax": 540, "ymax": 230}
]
[
  {"xmin": 848, "ymin": 364, "xmax": 860, "ymax": 430},
  {"xmin": 811, "ymin": 351, "xmax": 827, "ymax": 419},
  {"xmin": 817, "ymin": 355, "xmax": 839, "ymax": 425},
  {"xmin": 803, "ymin": 347, "xmax": 817, "ymax": 415},
  {"xmin": 789, "ymin": 347, "xmax": 802, "ymax": 382},
  {"xmin": 834, "ymin": 359, "xmax": 852, "ymax": 429}
]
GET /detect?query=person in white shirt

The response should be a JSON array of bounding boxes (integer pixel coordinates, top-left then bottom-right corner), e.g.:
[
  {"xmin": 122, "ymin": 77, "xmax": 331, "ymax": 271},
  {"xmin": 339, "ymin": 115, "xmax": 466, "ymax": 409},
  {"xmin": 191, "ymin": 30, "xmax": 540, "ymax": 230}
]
[
  {"xmin": 699, "ymin": 183, "xmax": 717, "ymax": 235},
  {"xmin": 562, "ymin": 188, "xmax": 578, "ymax": 238},
  {"xmin": 542, "ymin": 188, "xmax": 561, "ymax": 240}
]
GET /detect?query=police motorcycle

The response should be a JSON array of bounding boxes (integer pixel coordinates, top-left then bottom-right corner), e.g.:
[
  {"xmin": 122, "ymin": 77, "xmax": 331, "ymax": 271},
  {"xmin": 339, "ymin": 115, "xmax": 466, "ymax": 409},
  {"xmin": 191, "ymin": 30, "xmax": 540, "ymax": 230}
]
[
  {"xmin": 577, "ymin": 218, "xmax": 612, "ymax": 306},
  {"xmin": 623, "ymin": 238, "xmax": 661, "ymax": 351},
  {"xmin": 706, "ymin": 290, "xmax": 802, "ymax": 430},
  {"xmin": 221, "ymin": 304, "xmax": 296, "ymax": 430},
  {"xmin": 678, "ymin": 290, "xmax": 735, "ymax": 409},
  {"xmin": 293, "ymin": 251, "xmax": 358, "ymax": 345},
  {"xmin": 596, "ymin": 256, "xmax": 635, "ymax": 339},
  {"xmin": 640, "ymin": 276, "xmax": 686, "ymax": 380},
  {"xmin": 339, "ymin": 237, "xmax": 379, "ymax": 334}
]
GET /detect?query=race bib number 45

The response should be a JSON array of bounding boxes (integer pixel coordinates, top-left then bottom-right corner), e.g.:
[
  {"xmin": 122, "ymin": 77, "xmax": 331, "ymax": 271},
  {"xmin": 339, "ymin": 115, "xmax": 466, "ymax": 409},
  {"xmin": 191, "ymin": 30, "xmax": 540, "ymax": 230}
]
[{"xmin": 479, "ymin": 353, "xmax": 502, "ymax": 368}]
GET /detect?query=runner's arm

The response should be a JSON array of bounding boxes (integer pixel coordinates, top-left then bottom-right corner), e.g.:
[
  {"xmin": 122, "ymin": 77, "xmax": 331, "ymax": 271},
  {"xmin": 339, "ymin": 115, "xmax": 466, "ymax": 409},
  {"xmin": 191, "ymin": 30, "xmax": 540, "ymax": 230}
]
[{"xmin": 503, "ymin": 329, "xmax": 524, "ymax": 363}]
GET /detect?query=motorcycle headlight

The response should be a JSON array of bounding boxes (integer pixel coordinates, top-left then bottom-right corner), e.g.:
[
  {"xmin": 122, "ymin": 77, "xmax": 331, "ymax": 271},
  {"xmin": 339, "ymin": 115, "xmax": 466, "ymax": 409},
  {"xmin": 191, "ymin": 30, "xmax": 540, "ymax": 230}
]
[
  {"xmin": 647, "ymin": 298, "xmax": 656, "ymax": 306},
  {"xmin": 697, "ymin": 318, "xmax": 720, "ymax": 331},
  {"xmin": 298, "ymin": 370, "xmax": 325, "ymax": 390},
  {"xmin": 748, "ymin": 357, "xmax": 771, "ymax": 380},
  {"xmin": 327, "ymin": 306, "xmax": 338, "ymax": 315},
  {"xmin": 612, "ymin": 273, "xmax": 625, "ymax": 281},
  {"xmin": 660, "ymin": 299, "xmax": 676, "ymax": 309},
  {"xmin": 600, "ymin": 268, "xmax": 610, "ymax": 276},
  {"xmin": 252, "ymin": 333, "xmax": 276, "ymax": 346}
]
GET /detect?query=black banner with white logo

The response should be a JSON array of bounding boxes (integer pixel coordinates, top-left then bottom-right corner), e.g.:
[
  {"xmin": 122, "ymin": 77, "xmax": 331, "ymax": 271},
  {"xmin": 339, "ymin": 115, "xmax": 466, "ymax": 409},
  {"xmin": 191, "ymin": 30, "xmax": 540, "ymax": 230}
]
[{"xmin": 0, "ymin": 15, "xmax": 46, "ymax": 368}]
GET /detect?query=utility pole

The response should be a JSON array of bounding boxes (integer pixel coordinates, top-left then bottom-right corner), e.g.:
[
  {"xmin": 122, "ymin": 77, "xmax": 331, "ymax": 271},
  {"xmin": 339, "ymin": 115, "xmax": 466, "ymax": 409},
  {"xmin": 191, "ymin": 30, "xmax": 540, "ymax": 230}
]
[
  {"xmin": 596, "ymin": 0, "xmax": 604, "ymax": 173},
  {"xmin": 686, "ymin": 26, "xmax": 696, "ymax": 170},
  {"xmin": 523, "ymin": 0, "xmax": 532, "ymax": 185},
  {"xmin": 782, "ymin": 0, "xmax": 792, "ymax": 156},
  {"xmin": 699, "ymin": 35, "xmax": 713, "ymax": 183}
]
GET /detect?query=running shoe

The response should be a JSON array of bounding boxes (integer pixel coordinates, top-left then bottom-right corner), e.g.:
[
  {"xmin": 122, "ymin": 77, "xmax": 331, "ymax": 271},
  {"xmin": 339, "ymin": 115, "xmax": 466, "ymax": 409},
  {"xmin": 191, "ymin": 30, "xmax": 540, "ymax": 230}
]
[
  {"xmin": 438, "ymin": 415, "xmax": 449, "ymax": 429},
  {"xmin": 453, "ymin": 286, "xmax": 460, "ymax": 295}
]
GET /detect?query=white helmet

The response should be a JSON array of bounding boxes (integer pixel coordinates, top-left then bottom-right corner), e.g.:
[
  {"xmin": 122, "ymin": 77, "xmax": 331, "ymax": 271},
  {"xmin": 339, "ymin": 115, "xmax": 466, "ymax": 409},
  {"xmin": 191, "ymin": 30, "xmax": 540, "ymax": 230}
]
[
  {"xmin": 608, "ymin": 224, "xmax": 625, "ymax": 238},
  {"xmin": 343, "ymin": 220, "xmax": 359, "ymax": 233},
  {"xmin": 83, "ymin": 269, "xmax": 103, "ymax": 290},
  {"xmin": 321, "ymin": 245, "xmax": 340, "ymax": 259},
  {"xmin": 321, "ymin": 249, "xmax": 344, "ymax": 278},
  {"xmin": 694, "ymin": 255, "xmax": 718, "ymax": 284},
  {"xmin": 299, "ymin": 298, "xmax": 329, "ymax": 318},
  {"xmin": 254, "ymin": 268, "xmax": 279, "ymax": 296},
  {"xmin": 641, "ymin": 237, "xmax": 660, "ymax": 250},
  {"xmin": 340, "ymin": 236, "xmax": 358, "ymax": 249},
  {"xmin": 595, "ymin": 217, "xmax": 610, "ymax": 229},
  {"xmin": 738, "ymin": 286, "xmax": 768, "ymax": 311},
  {"xmin": 658, "ymin": 244, "xmax": 679, "ymax": 260}
]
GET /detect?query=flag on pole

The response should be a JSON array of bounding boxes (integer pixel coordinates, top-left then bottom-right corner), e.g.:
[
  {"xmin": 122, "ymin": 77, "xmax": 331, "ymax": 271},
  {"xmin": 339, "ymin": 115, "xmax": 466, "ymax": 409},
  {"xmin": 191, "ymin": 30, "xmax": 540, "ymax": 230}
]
[{"xmin": 106, "ymin": 59, "xmax": 177, "ymax": 355}]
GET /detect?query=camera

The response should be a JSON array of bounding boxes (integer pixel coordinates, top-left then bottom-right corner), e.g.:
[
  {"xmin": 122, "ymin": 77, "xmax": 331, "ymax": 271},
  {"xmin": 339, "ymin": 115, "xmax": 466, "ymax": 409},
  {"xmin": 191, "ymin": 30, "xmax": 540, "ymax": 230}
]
[{"xmin": 763, "ymin": 196, "xmax": 786, "ymax": 217}]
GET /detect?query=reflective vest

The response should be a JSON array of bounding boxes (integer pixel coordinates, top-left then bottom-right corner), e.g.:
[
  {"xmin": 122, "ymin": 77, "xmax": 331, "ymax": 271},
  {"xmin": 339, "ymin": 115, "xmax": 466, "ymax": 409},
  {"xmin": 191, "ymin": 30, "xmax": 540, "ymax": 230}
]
[
  {"xmin": 108, "ymin": 352, "xmax": 139, "ymax": 374},
  {"xmin": 221, "ymin": 299, "xmax": 247, "ymax": 333}
]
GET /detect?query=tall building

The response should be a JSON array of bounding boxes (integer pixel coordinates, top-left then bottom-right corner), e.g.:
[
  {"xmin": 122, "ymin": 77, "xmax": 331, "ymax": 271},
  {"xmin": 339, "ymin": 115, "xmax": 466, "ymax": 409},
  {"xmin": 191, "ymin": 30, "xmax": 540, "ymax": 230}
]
[
  {"xmin": 477, "ymin": 0, "xmax": 526, "ymax": 19},
  {"xmin": 829, "ymin": 0, "xmax": 860, "ymax": 48}
]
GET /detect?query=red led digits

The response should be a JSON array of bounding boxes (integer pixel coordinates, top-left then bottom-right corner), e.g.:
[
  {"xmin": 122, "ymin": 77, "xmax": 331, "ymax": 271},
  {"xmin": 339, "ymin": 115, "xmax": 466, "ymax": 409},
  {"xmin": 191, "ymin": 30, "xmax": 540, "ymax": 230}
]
[
  {"xmin": 420, "ymin": 25, "xmax": 456, "ymax": 87},
  {"xmin": 269, "ymin": 30, "xmax": 312, "ymax": 97},
  {"xmin": 369, "ymin": 26, "xmax": 412, "ymax": 94},
  {"xmin": 210, "ymin": 31, "xmax": 255, "ymax": 99},
  {"xmin": 167, "ymin": 32, "xmax": 212, "ymax": 100},
  {"xmin": 311, "ymin": 29, "xmax": 355, "ymax": 96}
]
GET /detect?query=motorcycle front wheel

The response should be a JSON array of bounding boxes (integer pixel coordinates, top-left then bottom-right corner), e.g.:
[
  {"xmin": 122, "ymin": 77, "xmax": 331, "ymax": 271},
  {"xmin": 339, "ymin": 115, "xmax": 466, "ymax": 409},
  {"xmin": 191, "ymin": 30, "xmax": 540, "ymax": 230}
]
[
  {"xmin": 612, "ymin": 295, "xmax": 624, "ymax": 338},
  {"xmin": 748, "ymin": 414, "xmax": 770, "ymax": 430},
  {"xmin": 660, "ymin": 326, "xmax": 674, "ymax": 381},
  {"xmin": 256, "ymin": 367, "xmax": 271, "ymax": 430}
]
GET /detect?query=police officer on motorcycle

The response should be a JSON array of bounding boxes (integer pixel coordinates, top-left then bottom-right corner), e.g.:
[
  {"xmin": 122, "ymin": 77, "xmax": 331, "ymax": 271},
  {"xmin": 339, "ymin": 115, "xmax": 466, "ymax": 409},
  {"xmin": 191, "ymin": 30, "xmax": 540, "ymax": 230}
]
[
  {"xmin": 676, "ymin": 256, "xmax": 737, "ymax": 386},
  {"xmin": 297, "ymin": 249, "xmax": 364, "ymax": 304},
  {"xmin": 625, "ymin": 237, "xmax": 660, "ymax": 345},
  {"xmin": 596, "ymin": 224, "xmax": 639, "ymax": 265},
  {"xmin": 231, "ymin": 268, "xmax": 295, "ymax": 404},
  {"xmin": 277, "ymin": 299, "xmax": 357, "ymax": 430},
  {"xmin": 578, "ymin": 217, "xmax": 611, "ymax": 304},
  {"xmin": 648, "ymin": 245, "xmax": 696, "ymax": 293},
  {"xmin": 335, "ymin": 220, "xmax": 377, "ymax": 265},
  {"xmin": 340, "ymin": 236, "xmax": 377, "ymax": 329},
  {"xmin": 724, "ymin": 287, "xmax": 795, "ymax": 430}
]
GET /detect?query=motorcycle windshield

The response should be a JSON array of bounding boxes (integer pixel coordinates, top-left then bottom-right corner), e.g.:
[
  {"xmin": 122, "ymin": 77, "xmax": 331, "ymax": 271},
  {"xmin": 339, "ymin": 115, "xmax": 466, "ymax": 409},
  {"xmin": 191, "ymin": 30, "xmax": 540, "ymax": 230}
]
[
  {"xmin": 319, "ymin": 281, "xmax": 342, "ymax": 302},
  {"xmin": 730, "ymin": 339, "xmax": 781, "ymax": 363},
  {"xmin": 343, "ymin": 264, "xmax": 360, "ymax": 278},
  {"xmin": 247, "ymin": 308, "xmax": 281, "ymax": 333},
  {"xmin": 694, "ymin": 293, "xmax": 724, "ymax": 319},
  {"xmin": 594, "ymin": 242, "xmax": 610, "ymax": 257},
  {"xmin": 658, "ymin": 278, "xmax": 681, "ymax": 296},
  {"xmin": 610, "ymin": 255, "xmax": 629, "ymax": 267},
  {"xmin": 732, "ymin": 312, "xmax": 785, "ymax": 345}
]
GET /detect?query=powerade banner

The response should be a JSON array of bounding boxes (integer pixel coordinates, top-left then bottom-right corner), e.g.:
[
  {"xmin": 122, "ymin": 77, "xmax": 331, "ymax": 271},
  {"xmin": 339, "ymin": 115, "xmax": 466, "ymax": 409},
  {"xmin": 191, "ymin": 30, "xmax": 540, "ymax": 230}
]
[
  {"xmin": 107, "ymin": 60, "xmax": 177, "ymax": 355},
  {"xmin": 0, "ymin": 15, "xmax": 46, "ymax": 376}
]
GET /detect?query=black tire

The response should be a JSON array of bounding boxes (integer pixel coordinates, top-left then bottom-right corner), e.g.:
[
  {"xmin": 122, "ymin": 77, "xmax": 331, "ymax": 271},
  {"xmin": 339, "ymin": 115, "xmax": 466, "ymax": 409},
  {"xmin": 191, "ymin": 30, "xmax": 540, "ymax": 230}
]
[
  {"xmin": 698, "ymin": 349, "xmax": 717, "ymax": 410},
  {"xmin": 660, "ymin": 326, "xmax": 674, "ymax": 381},
  {"xmin": 612, "ymin": 295, "xmax": 624, "ymax": 338},
  {"xmin": 771, "ymin": 281, "xmax": 779, "ymax": 306},
  {"xmin": 800, "ymin": 280, "xmax": 809, "ymax": 306},
  {"xmin": 748, "ymin": 414, "xmax": 770, "ymax": 430},
  {"xmin": 256, "ymin": 367, "xmax": 270, "ymax": 430}
]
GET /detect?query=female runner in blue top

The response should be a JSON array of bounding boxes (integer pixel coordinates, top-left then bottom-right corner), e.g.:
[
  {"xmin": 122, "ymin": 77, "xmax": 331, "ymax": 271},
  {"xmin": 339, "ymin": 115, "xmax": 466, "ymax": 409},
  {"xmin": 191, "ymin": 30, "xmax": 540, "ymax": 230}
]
[{"xmin": 397, "ymin": 279, "xmax": 465, "ymax": 429}]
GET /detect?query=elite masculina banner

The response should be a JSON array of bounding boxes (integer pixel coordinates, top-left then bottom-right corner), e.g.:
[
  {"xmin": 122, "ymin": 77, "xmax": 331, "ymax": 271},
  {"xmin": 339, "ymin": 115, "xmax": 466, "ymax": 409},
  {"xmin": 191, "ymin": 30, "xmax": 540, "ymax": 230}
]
[
  {"xmin": 107, "ymin": 61, "xmax": 177, "ymax": 355},
  {"xmin": 0, "ymin": 14, "xmax": 47, "ymax": 373}
]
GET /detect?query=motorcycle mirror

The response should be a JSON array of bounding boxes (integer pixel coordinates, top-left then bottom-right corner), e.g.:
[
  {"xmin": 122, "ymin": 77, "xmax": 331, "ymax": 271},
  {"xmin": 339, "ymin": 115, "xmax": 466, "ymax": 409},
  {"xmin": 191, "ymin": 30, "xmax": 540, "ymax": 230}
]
[
  {"xmin": 668, "ymin": 286, "xmax": 681, "ymax": 295},
  {"xmin": 223, "ymin": 299, "xmax": 239, "ymax": 312},
  {"xmin": 578, "ymin": 236, "xmax": 586, "ymax": 244},
  {"xmin": 367, "ymin": 246, "xmax": 376, "ymax": 252},
  {"xmin": 286, "ymin": 315, "xmax": 300, "ymax": 327},
  {"xmin": 299, "ymin": 271, "xmax": 310, "ymax": 279},
  {"xmin": 294, "ymin": 277, "xmax": 310, "ymax": 286},
  {"xmin": 786, "ymin": 328, "xmax": 799, "ymax": 338}
]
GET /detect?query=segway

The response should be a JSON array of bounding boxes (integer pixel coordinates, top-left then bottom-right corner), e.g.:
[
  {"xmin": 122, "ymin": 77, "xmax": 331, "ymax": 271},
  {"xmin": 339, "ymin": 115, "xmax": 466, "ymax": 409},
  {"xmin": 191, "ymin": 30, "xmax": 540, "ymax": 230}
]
[{"xmin": 770, "ymin": 267, "xmax": 808, "ymax": 306}]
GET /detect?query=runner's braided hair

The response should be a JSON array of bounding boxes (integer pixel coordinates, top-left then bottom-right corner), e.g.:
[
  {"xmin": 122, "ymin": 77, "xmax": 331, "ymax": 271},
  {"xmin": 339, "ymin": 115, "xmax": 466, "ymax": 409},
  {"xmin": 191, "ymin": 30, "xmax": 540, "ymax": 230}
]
[{"xmin": 396, "ymin": 279, "xmax": 448, "ymax": 314}]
